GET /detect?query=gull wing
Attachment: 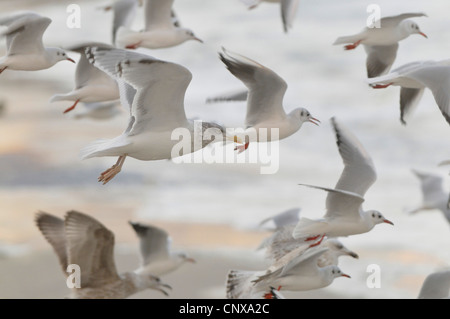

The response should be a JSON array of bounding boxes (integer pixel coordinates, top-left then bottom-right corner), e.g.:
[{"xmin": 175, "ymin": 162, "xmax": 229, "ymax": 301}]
[
  {"xmin": 219, "ymin": 47, "xmax": 288, "ymax": 127},
  {"xmin": 129, "ymin": 222, "xmax": 170, "ymax": 266},
  {"xmin": 144, "ymin": 0, "xmax": 175, "ymax": 30},
  {"xmin": 86, "ymin": 46, "xmax": 190, "ymax": 134},
  {"xmin": 35, "ymin": 211, "xmax": 69, "ymax": 274},
  {"xmin": 0, "ymin": 12, "xmax": 50, "ymax": 55},
  {"xmin": 64, "ymin": 211, "xmax": 120, "ymax": 288}
]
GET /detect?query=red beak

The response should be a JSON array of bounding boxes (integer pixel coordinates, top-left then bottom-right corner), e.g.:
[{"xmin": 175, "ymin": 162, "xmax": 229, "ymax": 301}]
[
  {"xmin": 66, "ymin": 58, "xmax": 76, "ymax": 63},
  {"xmin": 419, "ymin": 32, "xmax": 428, "ymax": 38},
  {"xmin": 308, "ymin": 117, "xmax": 321, "ymax": 126},
  {"xmin": 383, "ymin": 219, "xmax": 394, "ymax": 225}
]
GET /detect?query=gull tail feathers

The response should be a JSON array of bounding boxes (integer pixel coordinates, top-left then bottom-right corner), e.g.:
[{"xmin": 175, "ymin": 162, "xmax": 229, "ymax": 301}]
[
  {"xmin": 79, "ymin": 137, "xmax": 130, "ymax": 160},
  {"xmin": 226, "ymin": 269, "xmax": 256, "ymax": 299},
  {"xmin": 333, "ymin": 35, "xmax": 361, "ymax": 45},
  {"xmin": 114, "ymin": 26, "xmax": 139, "ymax": 49},
  {"xmin": 292, "ymin": 217, "xmax": 328, "ymax": 239}
]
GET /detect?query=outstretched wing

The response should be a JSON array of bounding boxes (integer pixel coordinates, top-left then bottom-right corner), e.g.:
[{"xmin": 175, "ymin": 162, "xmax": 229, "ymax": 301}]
[
  {"xmin": 219, "ymin": 47, "xmax": 287, "ymax": 127},
  {"xmin": 86, "ymin": 46, "xmax": 190, "ymax": 135},
  {"xmin": 0, "ymin": 12, "xmax": 51, "ymax": 55}
]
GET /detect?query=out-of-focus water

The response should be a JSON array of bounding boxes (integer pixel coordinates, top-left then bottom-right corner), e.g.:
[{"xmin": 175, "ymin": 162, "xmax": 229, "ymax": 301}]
[{"xmin": 1, "ymin": 0, "xmax": 450, "ymax": 299}]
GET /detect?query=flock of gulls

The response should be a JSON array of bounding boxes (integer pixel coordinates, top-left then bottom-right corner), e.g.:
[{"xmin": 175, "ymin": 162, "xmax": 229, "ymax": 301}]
[{"xmin": 1, "ymin": 0, "xmax": 450, "ymax": 299}]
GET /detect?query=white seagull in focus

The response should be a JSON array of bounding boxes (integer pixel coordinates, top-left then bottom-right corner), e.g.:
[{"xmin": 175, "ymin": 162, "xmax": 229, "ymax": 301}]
[
  {"xmin": 0, "ymin": 12, "xmax": 75, "ymax": 74},
  {"xmin": 333, "ymin": 13, "xmax": 427, "ymax": 78},
  {"xmin": 292, "ymin": 117, "xmax": 393, "ymax": 241},
  {"xmin": 81, "ymin": 47, "xmax": 231, "ymax": 184},
  {"xmin": 219, "ymin": 47, "xmax": 319, "ymax": 153}
]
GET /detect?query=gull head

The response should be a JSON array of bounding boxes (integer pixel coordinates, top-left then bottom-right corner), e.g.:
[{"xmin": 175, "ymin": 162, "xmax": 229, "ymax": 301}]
[
  {"xmin": 50, "ymin": 48, "xmax": 75, "ymax": 64},
  {"xmin": 178, "ymin": 252, "xmax": 196, "ymax": 264},
  {"xmin": 329, "ymin": 266, "xmax": 351, "ymax": 279},
  {"xmin": 402, "ymin": 20, "xmax": 427, "ymax": 38},
  {"xmin": 142, "ymin": 274, "xmax": 172, "ymax": 296},
  {"xmin": 326, "ymin": 239, "xmax": 359, "ymax": 259},
  {"xmin": 294, "ymin": 108, "xmax": 320, "ymax": 126},
  {"xmin": 368, "ymin": 210, "xmax": 394, "ymax": 226}
]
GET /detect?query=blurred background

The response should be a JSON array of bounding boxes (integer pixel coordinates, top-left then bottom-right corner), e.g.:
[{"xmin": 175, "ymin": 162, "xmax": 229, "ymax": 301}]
[{"xmin": 0, "ymin": 0, "xmax": 450, "ymax": 299}]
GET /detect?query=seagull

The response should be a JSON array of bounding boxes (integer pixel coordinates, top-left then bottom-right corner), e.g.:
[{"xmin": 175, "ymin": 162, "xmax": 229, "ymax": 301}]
[
  {"xmin": 115, "ymin": 0, "xmax": 202, "ymax": 50},
  {"xmin": 407, "ymin": 169, "xmax": 450, "ymax": 224},
  {"xmin": 99, "ymin": 0, "xmax": 142, "ymax": 44},
  {"xmin": 219, "ymin": 47, "xmax": 319, "ymax": 153},
  {"xmin": 0, "ymin": 12, "xmax": 75, "ymax": 74},
  {"xmin": 226, "ymin": 246, "xmax": 350, "ymax": 299},
  {"xmin": 418, "ymin": 269, "xmax": 450, "ymax": 299},
  {"xmin": 49, "ymin": 42, "xmax": 120, "ymax": 114},
  {"xmin": 257, "ymin": 211, "xmax": 359, "ymax": 264},
  {"xmin": 292, "ymin": 117, "xmax": 393, "ymax": 241},
  {"xmin": 367, "ymin": 59, "xmax": 450, "ymax": 126},
  {"xmin": 129, "ymin": 221, "xmax": 195, "ymax": 277},
  {"xmin": 35, "ymin": 210, "xmax": 171, "ymax": 299},
  {"xmin": 240, "ymin": 0, "xmax": 300, "ymax": 33},
  {"xmin": 81, "ymin": 47, "xmax": 232, "ymax": 184},
  {"xmin": 333, "ymin": 13, "xmax": 427, "ymax": 78}
]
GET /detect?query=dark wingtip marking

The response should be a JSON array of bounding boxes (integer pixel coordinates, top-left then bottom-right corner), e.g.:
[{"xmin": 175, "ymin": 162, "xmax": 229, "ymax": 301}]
[{"xmin": 330, "ymin": 117, "xmax": 342, "ymax": 148}]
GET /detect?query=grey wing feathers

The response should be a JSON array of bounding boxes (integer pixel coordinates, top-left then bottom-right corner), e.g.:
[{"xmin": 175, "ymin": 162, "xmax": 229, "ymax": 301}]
[
  {"xmin": 399, "ymin": 87, "xmax": 425, "ymax": 125},
  {"xmin": 379, "ymin": 13, "xmax": 427, "ymax": 28},
  {"xmin": 64, "ymin": 211, "xmax": 120, "ymax": 288},
  {"xmin": 35, "ymin": 211, "xmax": 69, "ymax": 273},
  {"xmin": 364, "ymin": 43, "xmax": 398, "ymax": 78},
  {"xmin": 129, "ymin": 222, "xmax": 170, "ymax": 265}
]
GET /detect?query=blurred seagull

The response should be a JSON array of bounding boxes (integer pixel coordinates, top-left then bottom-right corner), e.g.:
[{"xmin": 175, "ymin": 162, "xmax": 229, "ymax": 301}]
[
  {"xmin": 292, "ymin": 117, "xmax": 393, "ymax": 241},
  {"xmin": 115, "ymin": 0, "xmax": 202, "ymax": 49},
  {"xmin": 240, "ymin": 0, "xmax": 300, "ymax": 33},
  {"xmin": 226, "ymin": 246, "xmax": 350, "ymax": 299},
  {"xmin": 333, "ymin": 13, "xmax": 427, "ymax": 78},
  {"xmin": 418, "ymin": 269, "xmax": 450, "ymax": 299},
  {"xmin": 35, "ymin": 210, "xmax": 171, "ymax": 299},
  {"xmin": 368, "ymin": 59, "xmax": 450, "ymax": 126},
  {"xmin": 99, "ymin": 0, "xmax": 142, "ymax": 44},
  {"xmin": 49, "ymin": 42, "xmax": 120, "ymax": 114},
  {"xmin": 81, "ymin": 47, "xmax": 231, "ymax": 184},
  {"xmin": 129, "ymin": 221, "xmax": 195, "ymax": 277},
  {"xmin": 219, "ymin": 47, "xmax": 319, "ymax": 153},
  {"xmin": 0, "ymin": 12, "xmax": 75, "ymax": 74},
  {"xmin": 407, "ymin": 169, "xmax": 450, "ymax": 224}
]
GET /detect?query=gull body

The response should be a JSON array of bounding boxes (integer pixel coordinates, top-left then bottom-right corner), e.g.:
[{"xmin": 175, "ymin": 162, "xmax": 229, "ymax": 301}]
[
  {"xmin": 226, "ymin": 247, "xmax": 350, "ymax": 299},
  {"xmin": 129, "ymin": 222, "xmax": 195, "ymax": 277},
  {"xmin": 292, "ymin": 118, "xmax": 393, "ymax": 240},
  {"xmin": 81, "ymin": 47, "xmax": 228, "ymax": 184},
  {"xmin": 0, "ymin": 12, "xmax": 74, "ymax": 73},
  {"xmin": 334, "ymin": 13, "xmax": 427, "ymax": 78},
  {"xmin": 35, "ymin": 211, "xmax": 171, "ymax": 299},
  {"xmin": 49, "ymin": 42, "xmax": 120, "ymax": 114},
  {"xmin": 115, "ymin": 0, "xmax": 202, "ymax": 49},
  {"xmin": 219, "ymin": 47, "xmax": 319, "ymax": 152},
  {"xmin": 368, "ymin": 59, "xmax": 450, "ymax": 125}
]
